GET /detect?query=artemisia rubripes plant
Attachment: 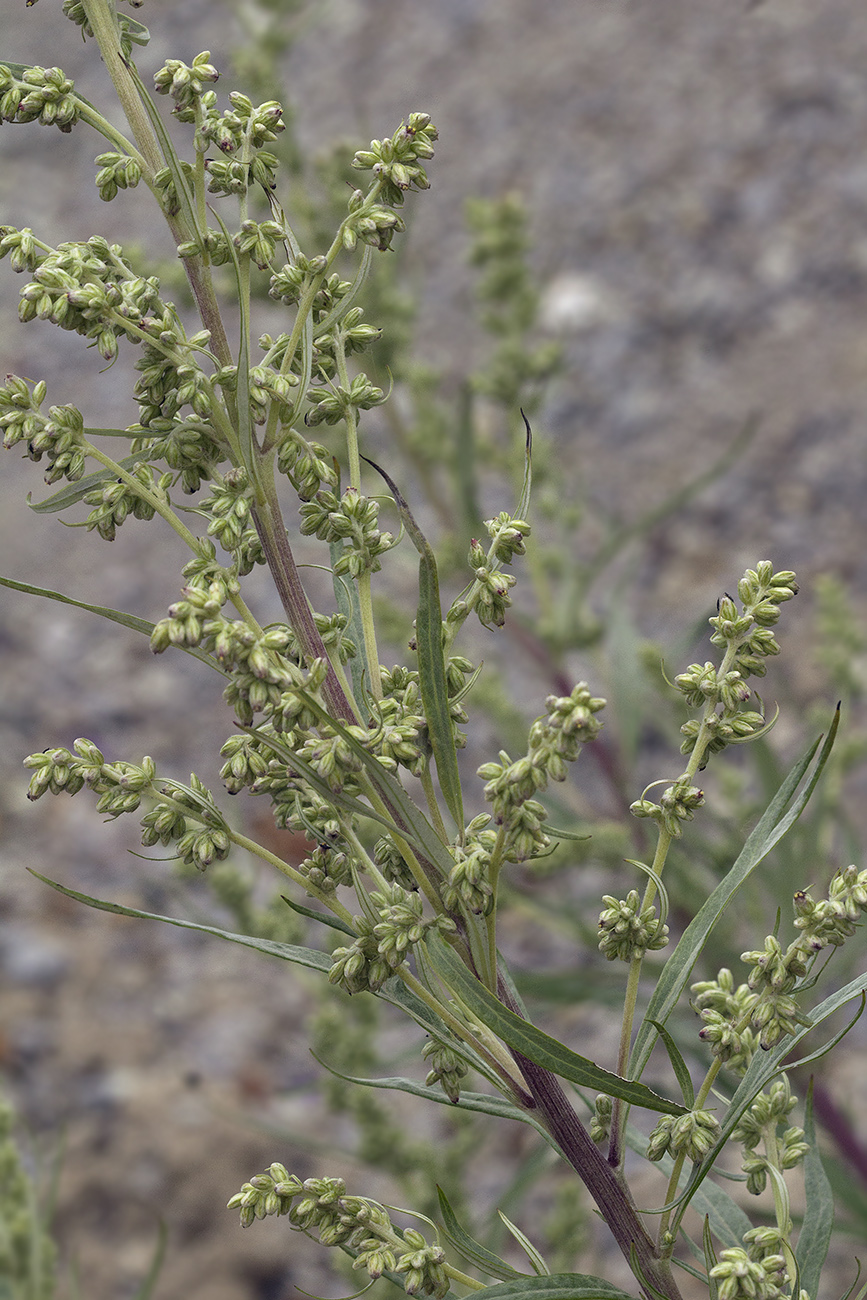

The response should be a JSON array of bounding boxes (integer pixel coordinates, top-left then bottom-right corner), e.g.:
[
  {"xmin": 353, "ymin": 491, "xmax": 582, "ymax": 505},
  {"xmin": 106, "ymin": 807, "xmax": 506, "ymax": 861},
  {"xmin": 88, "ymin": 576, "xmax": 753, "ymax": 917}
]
[{"xmin": 2, "ymin": 4, "xmax": 866, "ymax": 1300}]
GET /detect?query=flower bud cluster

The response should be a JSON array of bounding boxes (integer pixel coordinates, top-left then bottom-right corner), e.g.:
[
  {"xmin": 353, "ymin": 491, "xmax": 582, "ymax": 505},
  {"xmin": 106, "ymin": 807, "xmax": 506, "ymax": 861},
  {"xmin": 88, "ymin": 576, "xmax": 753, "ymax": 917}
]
[
  {"xmin": 299, "ymin": 486, "xmax": 394, "ymax": 578},
  {"xmin": 351, "ymin": 113, "xmax": 438, "ymax": 205},
  {"xmin": 597, "ymin": 888, "xmax": 668, "ymax": 962},
  {"xmin": 590, "ymin": 1094, "xmax": 612, "ymax": 1144},
  {"xmin": 794, "ymin": 864, "xmax": 867, "ymax": 950},
  {"xmin": 374, "ymin": 835, "xmax": 418, "ymax": 892},
  {"xmin": 319, "ymin": 309, "xmax": 382, "ymax": 365},
  {"xmin": 0, "ymin": 377, "xmax": 89, "ymax": 484},
  {"xmin": 380, "ymin": 661, "xmax": 471, "ymax": 776},
  {"xmin": 304, "ymin": 373, "xmax": 386, "ymax": 427},
  {"xmin": 421, "ymin": 1037, "xmax": 468, "ymax": 1103},
  {"xmin": 630, "ymin": 778, "xmax": 705, "ymax": 839},
  {"xmin": 646, "ymin": 1108, "xmax": 721, "ymax": 1163},
  {"xmin": 94, "ymin": 151, "xmax": 143, "ymax": 203},
  {"xmin": 275, "ymin": 427, "xmax": 338, "ymax": 500},
  {"xmin": 731, "ymin": 1078, "xmax": 808, "ymax": 1196},
  {"xmin": 740, "ymin": 935, "xmax": 812, "ymax": 1049},
  {"xmin": 23, "ymin": 742, "xmax": 229, "ymax": 870},
  {"xmin": 198, "ymin": 92, "xmax": 285, "ymax": 155},
  {"xmin": 461, "ymin": 511, "xmax": 531, "ymax": 629},
  {"xmin": 296, "ymin": 843, "xmax": 354, "ymax": 894},
  {"xmin": 691, "ymin": 968, "xmax": 760, "ymax": 1072},
  {"xmin": 709, "ymin": 1247, "xmax": 788, "ymax": 1300},
  {"xmin": 199, "ymin": 467, "xmax": 265, "ymax": 570},
  {"xmin": 83, "ymin": 464, "xmax": 172, "ymax": 540},
  {"xmin": 0, "ymin": 64, "xmax": 79, "ymax": 133},
  {"xmin": 2, "ymin": 231, "xmax": 165, "ymax": 364},
  {"xmin": 140, "ymin": 776, "xmax": 231, "ymax": 872},
  {"xmin": 329, "ymin": 889, "xmax": 455, "ymax": 994},
  {"xmin": 670, "ymin": 564, "xmax": 797, "ymax": 767},
  {"xmin": 441, "ymin": 821, "xmax": 498, "ymax": 916},
  {"xmin": 232, "ymin": 219, "xmax": 285, "ymax": 271},
  {"xmin": 152, "ymin": 52, "xmax": 220, "ymax": 124},
  {"xmin": 478, "ymin": 684, "xmax": 605, "ymax": 862},
  {"xmin": 227, "ymin": 1168, "xmax": 449, "ymax": 1296}
]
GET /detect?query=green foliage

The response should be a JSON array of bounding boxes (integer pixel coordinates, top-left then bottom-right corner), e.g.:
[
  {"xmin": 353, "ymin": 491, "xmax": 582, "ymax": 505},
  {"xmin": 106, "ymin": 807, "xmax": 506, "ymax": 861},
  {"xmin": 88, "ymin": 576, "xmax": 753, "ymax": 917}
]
[{"xmin": 2, "ymin": 6, "xmax": 866, "ymax": 1300}]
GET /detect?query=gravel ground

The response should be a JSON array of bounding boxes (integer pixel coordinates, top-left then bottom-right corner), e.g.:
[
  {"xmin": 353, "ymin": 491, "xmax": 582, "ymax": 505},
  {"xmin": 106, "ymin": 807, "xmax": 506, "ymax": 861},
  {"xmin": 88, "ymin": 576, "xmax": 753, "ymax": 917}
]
[{"xmin": 3, "ymin": 2, "xmax": 867, "ymax": 1298}]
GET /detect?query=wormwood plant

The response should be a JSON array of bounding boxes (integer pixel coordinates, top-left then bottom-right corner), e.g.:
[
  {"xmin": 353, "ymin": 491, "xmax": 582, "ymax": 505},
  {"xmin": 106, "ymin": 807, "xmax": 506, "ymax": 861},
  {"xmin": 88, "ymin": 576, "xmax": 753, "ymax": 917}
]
[{"xmin": 2, "ymin": 5, "xmax": 867, "ymax": 1300}]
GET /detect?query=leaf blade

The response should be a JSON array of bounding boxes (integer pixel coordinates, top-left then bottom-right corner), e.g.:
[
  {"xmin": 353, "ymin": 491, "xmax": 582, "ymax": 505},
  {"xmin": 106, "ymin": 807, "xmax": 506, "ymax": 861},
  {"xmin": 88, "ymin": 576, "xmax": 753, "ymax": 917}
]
[{"xmin": 425, "ymin": 933, "xmax": 685, "ymax": 1116}]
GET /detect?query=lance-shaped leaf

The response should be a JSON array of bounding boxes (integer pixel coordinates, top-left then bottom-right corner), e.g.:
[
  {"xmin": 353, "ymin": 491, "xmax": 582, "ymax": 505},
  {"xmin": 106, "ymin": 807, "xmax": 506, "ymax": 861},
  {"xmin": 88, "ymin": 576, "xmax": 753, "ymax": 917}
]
[
  {"xmin": 796, "ymin": 1080, "xmax": 834, "ymax": 1300},
  {"xmin": 468, "ymin": 1276, "xmax": 635, "ymax": 1300},
  {"xmin": 425, "ymin": 933, "xmax": 685, "ymax": 1116},
  {"xmin": 27, "ymin": 449, "xmax": 155, "ymax": 513},
  {"xmin": 436, "ymin": 1187, "xmax": 524, "ymax": 1282},
  {"xmin": 0, "ymin": 574, "xmax": 220, "ymax": 673},
  {"xmin": 361, "ymin": 455, "xmax": 464, "ymax": 831},
  {"xmin": 29, "ymin": 871, "xmax": 332, "ymax": 974}
]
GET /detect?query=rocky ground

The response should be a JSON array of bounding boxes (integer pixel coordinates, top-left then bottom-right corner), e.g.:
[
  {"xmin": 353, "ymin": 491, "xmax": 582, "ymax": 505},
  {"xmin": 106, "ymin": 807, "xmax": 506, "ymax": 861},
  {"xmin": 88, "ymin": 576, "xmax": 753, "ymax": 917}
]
[{"xmin": 3, "ymin": 2, "xmax": 867, "ymax": 1298}]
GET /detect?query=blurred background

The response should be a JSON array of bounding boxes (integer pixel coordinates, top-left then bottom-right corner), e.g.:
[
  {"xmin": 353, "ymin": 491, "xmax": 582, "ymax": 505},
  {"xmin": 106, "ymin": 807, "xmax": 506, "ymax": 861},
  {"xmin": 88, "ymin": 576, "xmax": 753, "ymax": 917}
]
[{"xmin": 3, "ymin": 1, "xmax": 867, "ymax": 1297}]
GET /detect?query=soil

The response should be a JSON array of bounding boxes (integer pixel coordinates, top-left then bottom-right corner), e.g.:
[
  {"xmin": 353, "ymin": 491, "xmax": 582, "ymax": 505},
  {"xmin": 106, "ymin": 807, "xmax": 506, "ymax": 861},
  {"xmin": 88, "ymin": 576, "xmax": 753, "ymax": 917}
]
[{"xmin": 2, "ymin": 2, "xmax": 867, "ymax": 1298}]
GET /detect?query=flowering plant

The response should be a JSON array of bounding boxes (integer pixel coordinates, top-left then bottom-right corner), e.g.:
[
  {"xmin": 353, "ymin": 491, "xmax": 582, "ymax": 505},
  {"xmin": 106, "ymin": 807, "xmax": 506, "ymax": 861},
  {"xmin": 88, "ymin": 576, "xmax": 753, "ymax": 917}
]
[{"xmin": 1, "ymin": 6, "xmax": 865, "ymax": 1300}]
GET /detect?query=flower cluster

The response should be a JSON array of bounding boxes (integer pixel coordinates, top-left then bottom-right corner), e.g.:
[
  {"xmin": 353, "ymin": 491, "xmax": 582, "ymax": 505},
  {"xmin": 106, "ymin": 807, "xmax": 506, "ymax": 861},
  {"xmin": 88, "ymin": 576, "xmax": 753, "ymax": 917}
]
[
  {"xmin": 646, "ymin": 1108, "xmax": 721, "ymax": 1164},
  {"xmin": 597, "ymin": 888, "xmax": 668, "ymax": 962},
  {"xmin": 227, "ymin": 1168, "xmax": 449, "ymax": 1297},
  {"xmin": 421, "ymin": 1036, "xmax": 468, "ymax": 1104},
  {"xmin": 709, "ymin": 1247, "xmax": 788, "ymax": 1300},
  {"xmin": 629, "ymin": 777, "xmax": 705, "ymax": 839},
  {"xmin": 690, "ymin": 968, "xmax": 760, "ymax": 1073},
  {"xmin": 441, "ymin": 820, "xmax": 498, "ymax": 915},
  {"xmin": 346, "ymin": 112, "xmax": 438, "ymax": 251},
  {"xmin": 478, "ymin": 683, "xmax": 605, "ymax": 862},
  {"xmin": 0, "ymin": 63, "xmax": 79, "ymax": 133},
  {"xmin": 731, "ymin": 1078, "xmax": 808, "ymax": 1196},
  {"xmin": 329, "ymin": 886, "xmax": 455, "ymax": 994},
  {"xmin": 456, "ymin": 511, "xmax": 531, "ymax": 629},
  {"xmin": 794, "ymin": 863, "xmax": 867, "ymax": 950},
  {"xmin": 299, "ymin": 486, "xmax": 394, "ymax": 578},
  {"xmin": 669, "ymin": 564, "xmax": 797, "ymax": 765},
  {"xmin": 1, "ymin": 228, "xmax": 166, "ymax": 364},
  {"xmin": 23, "ymin": 742, "xmax": 230, "ymax": 871}
]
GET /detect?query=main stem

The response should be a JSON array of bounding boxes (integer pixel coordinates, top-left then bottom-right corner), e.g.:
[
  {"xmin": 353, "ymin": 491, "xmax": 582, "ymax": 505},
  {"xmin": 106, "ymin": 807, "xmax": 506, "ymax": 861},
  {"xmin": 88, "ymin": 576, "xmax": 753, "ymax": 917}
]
[{"xmin": 496, "ymin": 978, "xmax": 683, "ymax": 1300}]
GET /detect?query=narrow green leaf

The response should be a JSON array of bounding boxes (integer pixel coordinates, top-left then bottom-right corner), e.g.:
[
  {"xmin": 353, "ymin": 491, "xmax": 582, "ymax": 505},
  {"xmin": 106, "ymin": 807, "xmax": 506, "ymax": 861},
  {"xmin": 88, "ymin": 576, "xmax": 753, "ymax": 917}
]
[
  {"xmin": 425, "ymin": 933, "xmax": 685, "ymax": 1116},
  {"xmin": 311, "ymin": 1058, "xmax": 556, "ymax": 1148},
  {"xmin": 497, "ymin": 1211, "xmax": 550, "ymax": 1276},
  {"xmin": 128, "ymin": 63, "xmax": 200, "ymax": 237},
  {"xmin": 702, "ymin": 1218, "xmax": 718, "ymax": 1300},
  {"xmin": 646, "ymin": 1020, "xmax": 694, "ymax": 1109},
  {"xmin": 630, "ymin": 713, "xmax": 838, "ymax": 1083},
  {"xmin": 361, "ymin": 455, "xmax": 464, "ymax": 830},
  {"xmin": 209, "ymin": 208, "xmax": 254, "ymax": 470},
  {"xmin": 279, "ymin": 895, "xmax": 356, "ymax": 937},
  {"xmin": 469, "ymin": 1275, "xmax": 634, "ymax": 1300},
  {"xmin": 0, "ymin": 574, "xmax": 221, "ymax": 672},
  {"xmin": 436, "ymin": 1187, "xmax": 523, "ymax": 1282},
  {"xmin": 28, "ymin": 871, "xmax": 332, "ymax": 974},
  {"xmin": 330, "ymin": 552, "xmax": 370, "ymax": 711},
  {"xmin": 26, "ymin": 450, "xmax": 155, "ymax": 513},
  {"xmin": 516, "ymin": 409, "xmax": 533, "ymax": 522},
  {"xmin": 795, "ymin": 1080, "xmax": 835, "ymax": 1298}
]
